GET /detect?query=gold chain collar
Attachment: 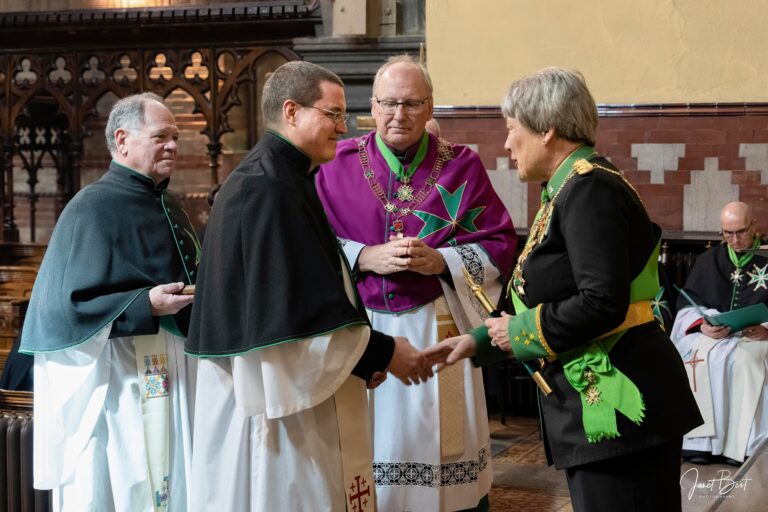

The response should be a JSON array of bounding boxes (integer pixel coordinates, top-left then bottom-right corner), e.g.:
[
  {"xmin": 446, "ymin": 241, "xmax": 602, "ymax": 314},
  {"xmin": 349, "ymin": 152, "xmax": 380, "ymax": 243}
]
[
  {"xmin": 510, "ymin": 158, "xmax": 644, "ymax": 299},
  {"xmin": 357, "ymin": 136, "xmax": 454, "ymax": 233}
]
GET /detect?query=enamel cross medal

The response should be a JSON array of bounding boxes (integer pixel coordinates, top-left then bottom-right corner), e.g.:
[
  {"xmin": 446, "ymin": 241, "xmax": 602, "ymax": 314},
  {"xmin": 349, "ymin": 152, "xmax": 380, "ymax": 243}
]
[{"xmin": 396, "ymin": 179, "xmax": 415, "ymax": 202}]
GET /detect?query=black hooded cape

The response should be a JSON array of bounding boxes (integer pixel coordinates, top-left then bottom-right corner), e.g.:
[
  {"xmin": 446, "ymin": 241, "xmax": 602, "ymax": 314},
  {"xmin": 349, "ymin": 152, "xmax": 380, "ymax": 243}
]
[
  {"xmin": 20, "ymin": 162, "xmax": 199, "ymax": 353},
  {"xmin": 186, "ymin": 132, "xmax": 393, "ymax": 380}
]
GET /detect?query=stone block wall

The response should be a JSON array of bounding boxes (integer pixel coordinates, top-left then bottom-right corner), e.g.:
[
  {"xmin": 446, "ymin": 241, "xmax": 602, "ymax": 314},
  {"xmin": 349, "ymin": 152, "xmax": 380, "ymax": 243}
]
[{"xmin": 435, "ymin": 106, "xmax": 768, "ymax": 236}]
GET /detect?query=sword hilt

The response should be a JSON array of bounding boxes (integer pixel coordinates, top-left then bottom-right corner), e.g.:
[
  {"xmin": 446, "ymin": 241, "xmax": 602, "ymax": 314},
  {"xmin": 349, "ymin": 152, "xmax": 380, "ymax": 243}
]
[{"xmin": 461, "ymin": 267, "xmax": 552, "ymax": 396}]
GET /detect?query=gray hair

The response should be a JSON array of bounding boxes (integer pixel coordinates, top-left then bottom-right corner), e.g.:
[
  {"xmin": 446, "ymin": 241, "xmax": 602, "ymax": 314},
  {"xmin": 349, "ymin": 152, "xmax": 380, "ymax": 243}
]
[
  {"xmin": 501, "ymin": 67, "xmax": 598, "ymax": 146},
  {"xmin": 105, "ymin": 92, "xmax": 167, "ymax": 155},
  {"xmin": 261, "ymin": 61, "xmax": 344, "ymax": 129},
  {"xmin": 372, "ymin": 54, "xmax": 433, "ymax": 97}
]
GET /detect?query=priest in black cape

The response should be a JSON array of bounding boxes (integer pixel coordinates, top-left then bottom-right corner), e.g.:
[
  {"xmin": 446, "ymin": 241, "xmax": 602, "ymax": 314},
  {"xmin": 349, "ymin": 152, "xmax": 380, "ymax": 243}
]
[
  {"xmin": 19, "ymin": 93, "xmax": 199, "ymax": 511},
  {"xmin": 671, "ymin": 201, "xmax": 768, "ymax": 465},
  {"xmin": 185, "ymin": 61, "xmax": 432, "ymax": 511}
]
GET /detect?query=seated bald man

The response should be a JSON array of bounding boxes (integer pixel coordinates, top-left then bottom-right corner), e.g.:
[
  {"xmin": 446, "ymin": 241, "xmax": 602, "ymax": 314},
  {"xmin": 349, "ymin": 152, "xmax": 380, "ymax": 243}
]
[{"xmin": 670, "ymin": 201, "xmax": 768, "ymax": 466}]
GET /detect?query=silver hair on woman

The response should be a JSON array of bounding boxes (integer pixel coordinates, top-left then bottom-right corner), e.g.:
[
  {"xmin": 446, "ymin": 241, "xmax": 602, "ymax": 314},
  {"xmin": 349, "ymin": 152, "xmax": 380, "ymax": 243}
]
[{"xmin": 501, "ymin": 67, "xmax": 598, "ymax": 146}]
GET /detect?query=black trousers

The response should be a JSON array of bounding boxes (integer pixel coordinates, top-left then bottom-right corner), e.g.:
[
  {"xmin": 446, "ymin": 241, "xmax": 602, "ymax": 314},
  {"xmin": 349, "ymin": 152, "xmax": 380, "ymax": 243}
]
[{"xmin": 565, "ymin": 439, "xmax": 683, "ymax": 512}]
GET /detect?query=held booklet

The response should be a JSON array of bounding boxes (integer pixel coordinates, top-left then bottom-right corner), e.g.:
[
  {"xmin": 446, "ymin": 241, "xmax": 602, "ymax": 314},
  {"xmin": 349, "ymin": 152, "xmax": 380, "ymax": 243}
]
[{"xmin": 675, "ymin": 285, "xmax": 768, "ymax": 333}]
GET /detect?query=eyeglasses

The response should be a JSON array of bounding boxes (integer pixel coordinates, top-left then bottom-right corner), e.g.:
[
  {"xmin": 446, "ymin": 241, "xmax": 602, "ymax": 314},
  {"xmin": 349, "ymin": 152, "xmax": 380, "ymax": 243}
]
[
  {"xmin": 721, "ymin": 221, "xmax": 754, "ymax": 239},
  {"xmin": 373, "ymin": 97, "xmax": 430, "ymax": 115},
  {"xmin": 299, "ymin": 104, "xmax": 349, "ymax": 126}
]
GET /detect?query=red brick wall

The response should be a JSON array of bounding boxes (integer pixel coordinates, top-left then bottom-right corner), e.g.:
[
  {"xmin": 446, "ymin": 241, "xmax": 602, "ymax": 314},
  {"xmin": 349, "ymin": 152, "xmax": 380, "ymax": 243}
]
[{"xmin": 435, "ymin": 106, "xmax": 768, "ymax": 235}]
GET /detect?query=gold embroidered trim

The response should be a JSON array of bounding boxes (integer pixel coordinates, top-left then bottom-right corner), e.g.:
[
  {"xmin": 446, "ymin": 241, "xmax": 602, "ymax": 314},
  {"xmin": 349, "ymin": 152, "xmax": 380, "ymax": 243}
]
[
  {"xmin": 534, "ymin": 304, "xmax": 556, "ymax": 359},
  {"xmin": 510, "ymin": 169, "xmax": 579, "ymax": 298},
  {"xmin": 511, "ymin": 157, "xmax": 643, "ymax": 300},
  {"xmin": 358, "ymin": 136, "xmax": 454, "ymax": 228},
  {"xmin": 588, "ymin": 161, "xmax": 645, "ymax": 208}
]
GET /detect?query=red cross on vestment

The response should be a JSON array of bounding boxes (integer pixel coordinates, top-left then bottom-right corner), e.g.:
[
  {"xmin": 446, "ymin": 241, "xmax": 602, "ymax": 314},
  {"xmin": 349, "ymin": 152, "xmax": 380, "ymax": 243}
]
[
  {"xmin": 348, "ymin": 475, "xmax": 370, "ymax": 512},
  {"xmin": 685, "ymin": 349, "xmax": 705, "ymax": 392}
]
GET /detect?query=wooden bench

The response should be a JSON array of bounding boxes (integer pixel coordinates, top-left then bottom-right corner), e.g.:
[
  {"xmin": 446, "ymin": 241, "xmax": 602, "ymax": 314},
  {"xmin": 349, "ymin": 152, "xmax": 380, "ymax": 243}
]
[
  {"xmin": 0, "ymin": 267, "xmax": 37, "ymax": 301},
  {"xmin": 0, "ymin": 267, "xmax": 37, "ymax": 376},
  {"xmin": 0, "ymin": 244, "xmax": 46, "ymax": 267},
  {"xmin": 0, "ymin": 299, "xmax": 29, "ymax": 378}
]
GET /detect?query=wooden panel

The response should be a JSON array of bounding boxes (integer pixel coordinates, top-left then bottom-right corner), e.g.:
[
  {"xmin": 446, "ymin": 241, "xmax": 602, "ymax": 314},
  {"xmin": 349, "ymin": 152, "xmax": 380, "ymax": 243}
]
[
  {"xmin": 0, "ymin": 243, "xmax": 45, "ymax": 266},
  {"xmin": 0, "ymin": 298, "xmax": 29, "ymax": 376},
  {"xmin": 0, "ymin": 390, "xmax": 32, "ymax": 413}
]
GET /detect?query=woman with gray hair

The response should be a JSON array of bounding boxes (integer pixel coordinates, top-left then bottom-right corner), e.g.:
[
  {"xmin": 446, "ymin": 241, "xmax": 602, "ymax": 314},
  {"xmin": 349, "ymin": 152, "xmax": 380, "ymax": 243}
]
[{"xmin": 425, "ymin": 67, "xmax": 702, "ymax": 511}]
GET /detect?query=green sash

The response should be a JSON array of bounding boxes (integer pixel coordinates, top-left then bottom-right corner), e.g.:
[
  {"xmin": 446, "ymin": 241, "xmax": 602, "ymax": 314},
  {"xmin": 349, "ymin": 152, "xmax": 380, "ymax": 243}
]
[{"xmin": 510, "ymin": 239, "xmax": 661, "ymax": 442}]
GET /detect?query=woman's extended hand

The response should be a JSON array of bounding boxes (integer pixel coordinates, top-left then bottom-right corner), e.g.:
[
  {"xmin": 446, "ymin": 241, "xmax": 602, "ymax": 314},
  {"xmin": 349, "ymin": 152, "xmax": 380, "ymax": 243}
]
[
  {"xmin": 486, "ymin": 312, "xmax": 512, "ymax": 351},
  {"xmin": 423, "ymin": 334, "xmax": 477, "ymax": 370}
]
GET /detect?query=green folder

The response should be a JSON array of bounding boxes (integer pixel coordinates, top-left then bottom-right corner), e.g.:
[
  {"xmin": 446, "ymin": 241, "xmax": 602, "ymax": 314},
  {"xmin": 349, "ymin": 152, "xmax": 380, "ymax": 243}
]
[{"xmin": 675, "ymin": 285, "xmax": 768, "ymax": 333}]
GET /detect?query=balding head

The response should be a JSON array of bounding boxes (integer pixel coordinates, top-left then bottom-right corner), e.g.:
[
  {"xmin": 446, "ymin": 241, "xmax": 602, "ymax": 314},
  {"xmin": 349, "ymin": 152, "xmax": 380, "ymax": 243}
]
[
  {"xmin": 372, "ymin": 55, "xmax": 433, "ymax": 98},
  {"xmin": 720, "ymin": 202, "xmax": 756, "ymax": 251}
]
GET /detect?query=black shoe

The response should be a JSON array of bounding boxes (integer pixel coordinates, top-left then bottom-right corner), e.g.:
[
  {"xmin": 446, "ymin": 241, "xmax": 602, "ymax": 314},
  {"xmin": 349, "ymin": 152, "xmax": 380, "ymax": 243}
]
[
  {"xmin": 721, "ymin": 456, "xmax": 743, "ymax": 467},
  {"xmin": 682, "ymin": 449, "xmax": 713, "ymax": 465}
]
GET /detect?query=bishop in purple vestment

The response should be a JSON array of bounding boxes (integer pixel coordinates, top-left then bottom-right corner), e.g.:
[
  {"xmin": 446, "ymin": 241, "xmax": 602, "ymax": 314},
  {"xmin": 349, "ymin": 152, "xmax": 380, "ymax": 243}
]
[{"xmin": 316, "ymin": 55, "xmax": 516, "ymax": 512}]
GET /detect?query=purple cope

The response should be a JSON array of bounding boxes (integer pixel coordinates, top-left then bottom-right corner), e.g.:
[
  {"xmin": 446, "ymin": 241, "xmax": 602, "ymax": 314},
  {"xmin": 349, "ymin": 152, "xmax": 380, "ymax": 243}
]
[{"xmin": 316, "ymin": 131, "xmax": 517, "ymax": 313}]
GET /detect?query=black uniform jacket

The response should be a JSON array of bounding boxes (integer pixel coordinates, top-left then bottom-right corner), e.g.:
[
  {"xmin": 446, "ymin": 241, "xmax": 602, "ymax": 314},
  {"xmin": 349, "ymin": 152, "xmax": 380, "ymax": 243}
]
[
  {"xmin": 186, "ymin": 132, "xmax": 394, "ymax": 381},
  {"xmin": 522, "ymin": 156, "xmax": 703, "ymax": 469}
]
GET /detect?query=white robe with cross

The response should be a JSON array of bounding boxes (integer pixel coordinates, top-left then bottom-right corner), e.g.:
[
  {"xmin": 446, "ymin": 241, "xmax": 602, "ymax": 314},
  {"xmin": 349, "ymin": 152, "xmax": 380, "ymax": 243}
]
[
  {"xmin": 33, "ymin": 327, "xmax": 196, "ymax": 512},
  {"xmin": 188, "ymin": 259, "xmax": 377, "ymax": 511},
  {"xmin": 671, "ymin": 306, "xmax": 768, "ymax": 461}
]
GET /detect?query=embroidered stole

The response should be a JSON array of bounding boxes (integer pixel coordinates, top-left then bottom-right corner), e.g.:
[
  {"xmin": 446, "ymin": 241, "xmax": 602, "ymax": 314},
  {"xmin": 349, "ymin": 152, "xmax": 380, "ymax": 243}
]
[
  {"xmin": 434, "ymin": 296, "xmax": 466, "ymax": 457},
  {"xmin": 683, "ymin": 336, "xmax": 719, "ymax": 438},
  {"xmin": 336, "ymin": 257, "xmax": 377, "ymax": 511},
  {"xmin": 723, "ymin": 340, "xmax": 768, "ymax": 461},
  {"xmin": 134, "ymin": 332, "xmax": 171, "ymax": 511}
]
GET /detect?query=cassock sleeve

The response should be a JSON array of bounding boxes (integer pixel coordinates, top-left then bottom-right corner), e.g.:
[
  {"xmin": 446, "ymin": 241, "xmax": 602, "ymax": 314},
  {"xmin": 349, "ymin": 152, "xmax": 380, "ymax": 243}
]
[
  {"xmin": 352, "ymin": 329, "xmax": 394, "ymax": 380},
  {"xmin": 109, "ymin": 289, "xmax": 159, "ymax": 338},
  {"xmin": 233, "ymin": 325, "xmax": 370, "ymax": 419}
]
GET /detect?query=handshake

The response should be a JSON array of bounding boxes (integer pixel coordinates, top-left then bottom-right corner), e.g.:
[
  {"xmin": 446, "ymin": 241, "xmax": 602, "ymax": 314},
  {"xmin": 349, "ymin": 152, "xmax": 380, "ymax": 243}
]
[
  {"xmin": 369, "ymin": 336, "xmax": 434, "ymax": 388},
  {"xmin": 370, "ymin": 315, "xmax": 513, "ymax": 388},
  {"xmin": 369, "ymin": 334, "xmax": 481, "ymax": 389}
]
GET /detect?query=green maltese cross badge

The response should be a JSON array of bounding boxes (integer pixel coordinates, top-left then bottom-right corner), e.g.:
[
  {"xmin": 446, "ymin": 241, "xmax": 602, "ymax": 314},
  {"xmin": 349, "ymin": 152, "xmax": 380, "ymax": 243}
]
[
  {"xmin": 412, "ymin": 182, "xmax": 485, "ymax": 239},
  {"xmin": 747, "ymin": 263, "xmax": 768, "ymax": 291},
  {"xmin": 650, "ymin": 286, "xmax": 671, "ymax": 326}
]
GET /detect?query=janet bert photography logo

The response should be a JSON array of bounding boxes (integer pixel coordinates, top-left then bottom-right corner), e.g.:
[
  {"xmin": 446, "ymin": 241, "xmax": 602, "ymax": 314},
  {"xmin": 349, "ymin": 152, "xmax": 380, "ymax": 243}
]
[{"xmin": 680, "ymin": 468, "xmax": 752, "ymax": 500}]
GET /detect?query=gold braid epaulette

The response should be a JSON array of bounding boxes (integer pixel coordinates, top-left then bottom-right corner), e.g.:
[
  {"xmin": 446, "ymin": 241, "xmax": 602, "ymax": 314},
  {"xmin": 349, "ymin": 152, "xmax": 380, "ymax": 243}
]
[{"xmin": 571, "ymin": 158, "xmax": 646, "ymax": 208}]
